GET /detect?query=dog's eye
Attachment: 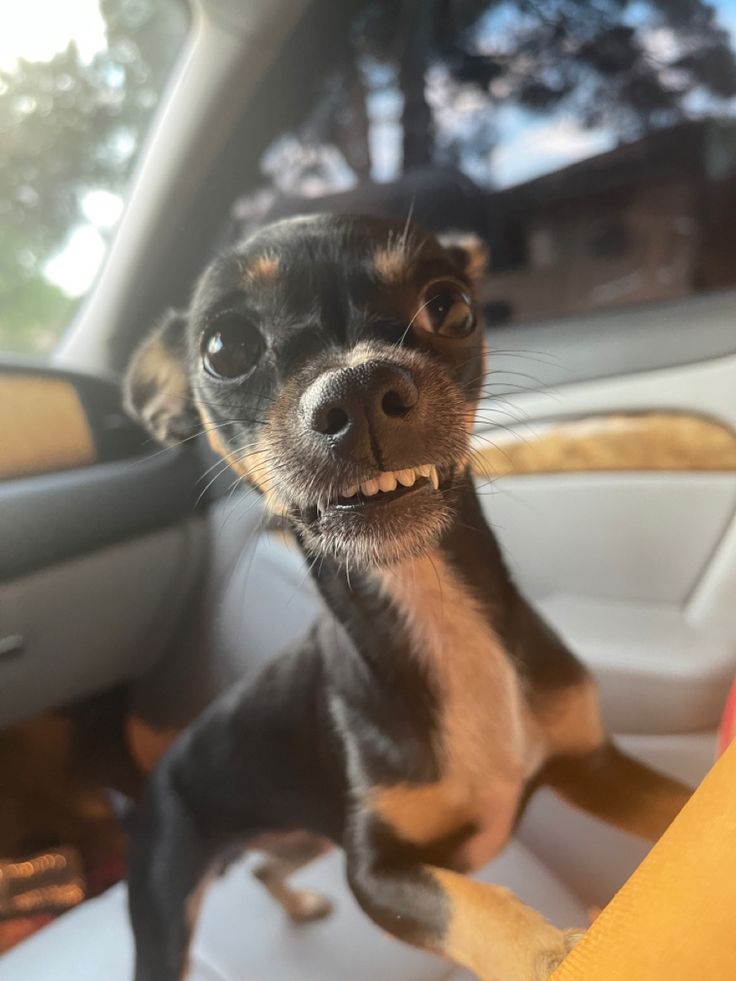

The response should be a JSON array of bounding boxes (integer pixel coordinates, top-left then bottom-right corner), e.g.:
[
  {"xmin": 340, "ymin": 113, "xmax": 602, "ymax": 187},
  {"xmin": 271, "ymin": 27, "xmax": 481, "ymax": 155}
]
[
  {"xmin": 201, "ymin": 314, "xmax": 264, "ymax": 380},
  {"xmin": 418, "ymin": 282, "xmax": 475, "ymax": 338}
]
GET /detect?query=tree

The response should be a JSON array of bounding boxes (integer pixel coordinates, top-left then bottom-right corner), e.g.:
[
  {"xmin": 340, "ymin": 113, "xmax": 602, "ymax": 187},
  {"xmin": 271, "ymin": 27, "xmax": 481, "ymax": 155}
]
[
  {"xmin": 353, "ymin": 0, "xmax": 736, "ymax": 172},
  {"xmin": 5, "ymin": 0, "xmax": 736, "ymax": 354},
  {"xmin": 399, "ymin": 0, "xmax": 440, "ymax": 168},
  {"xmin": 0, "ymin": 0, "xmax": 187, "ymax": 355}
]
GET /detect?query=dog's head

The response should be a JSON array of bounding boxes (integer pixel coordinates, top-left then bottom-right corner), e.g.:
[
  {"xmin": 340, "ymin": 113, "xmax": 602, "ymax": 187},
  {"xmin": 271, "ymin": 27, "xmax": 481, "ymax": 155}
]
[{"xmin": 126, "ymin": 215, "xmax": 487, "ymax": 567}]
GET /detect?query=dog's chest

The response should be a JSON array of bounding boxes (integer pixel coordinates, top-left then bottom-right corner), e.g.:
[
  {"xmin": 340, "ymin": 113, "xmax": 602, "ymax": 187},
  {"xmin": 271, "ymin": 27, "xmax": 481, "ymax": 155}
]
[{"xmin": 375, "ymin": 557, "xmax": 546, "ymax": 870}]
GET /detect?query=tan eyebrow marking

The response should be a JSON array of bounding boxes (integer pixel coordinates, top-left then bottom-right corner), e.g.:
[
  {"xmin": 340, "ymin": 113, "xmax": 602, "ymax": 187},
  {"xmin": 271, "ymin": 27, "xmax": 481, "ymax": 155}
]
[
  {"xmin": 372, "ymin": 246, "xmax": 409, "ymax": 285},
  {"xmin": 243, "ymin": 254, "xmax": 280, "ymax": 285}
]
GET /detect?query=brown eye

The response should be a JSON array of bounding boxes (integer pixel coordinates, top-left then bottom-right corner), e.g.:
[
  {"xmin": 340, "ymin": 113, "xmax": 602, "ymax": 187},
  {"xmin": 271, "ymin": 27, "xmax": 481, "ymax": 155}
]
[
  {"xmin": 419, "ymin": 282, "xmax": 475, "ymax": 338},
  {"xmin": 201, "ymin": 314, "xmax": 264, "ymax": 379}
]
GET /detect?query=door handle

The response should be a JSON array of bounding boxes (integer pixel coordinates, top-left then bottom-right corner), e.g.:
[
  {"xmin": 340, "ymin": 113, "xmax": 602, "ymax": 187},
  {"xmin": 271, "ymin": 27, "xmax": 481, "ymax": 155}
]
[{"xmin": 0, "ymin": 634, "xmax": 25, "ymax": 659}]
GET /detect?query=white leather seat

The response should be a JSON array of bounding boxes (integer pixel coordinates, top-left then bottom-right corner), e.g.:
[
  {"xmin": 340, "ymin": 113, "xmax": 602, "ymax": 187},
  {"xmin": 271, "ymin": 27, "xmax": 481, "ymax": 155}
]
[
  {"xmin": 0, "ymin": 842, "xmax": 587, "ymax": 980},
  {"xmin": 0, "ymin": 503, "xmax": 588, "ymax": 979}
]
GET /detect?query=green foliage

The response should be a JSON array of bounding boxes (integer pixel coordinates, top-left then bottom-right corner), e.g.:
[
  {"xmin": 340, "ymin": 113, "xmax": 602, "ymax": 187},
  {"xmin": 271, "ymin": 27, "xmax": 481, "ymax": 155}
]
[
  {"xmin": 0, "ymin": 0, "xmax": 188, "ymax": 356},
  {"xmin": 0, "ymin": 231, "xmax": 74, "ymax": 355}
]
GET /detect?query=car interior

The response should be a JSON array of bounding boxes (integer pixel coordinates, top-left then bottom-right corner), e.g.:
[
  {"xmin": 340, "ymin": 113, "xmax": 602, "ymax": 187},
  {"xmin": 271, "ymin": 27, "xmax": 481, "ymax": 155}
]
[{"xmin": 1, "ymin": 0, "xmax": 736, "ymax": 978}]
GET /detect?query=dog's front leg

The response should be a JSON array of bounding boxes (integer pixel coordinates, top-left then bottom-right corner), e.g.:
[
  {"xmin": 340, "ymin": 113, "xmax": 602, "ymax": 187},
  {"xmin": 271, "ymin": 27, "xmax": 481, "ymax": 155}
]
[
  {"xmin": 127, "ymin": 712, "xmax": 281, "ymax": 981},
  {"xmin": 128, "ymin": 763, "xmax": 216, "ymax": 981},
  {"xmin": 346, "ymin": 821, "xmax": 580, "ymax": 981},
  {"xmin": 127, "ymin": 741, "xmax": 245, "ymax": 981},
  {"xmin": 543, "ymin": 741, "xmax": 693, "ymax": 842}
]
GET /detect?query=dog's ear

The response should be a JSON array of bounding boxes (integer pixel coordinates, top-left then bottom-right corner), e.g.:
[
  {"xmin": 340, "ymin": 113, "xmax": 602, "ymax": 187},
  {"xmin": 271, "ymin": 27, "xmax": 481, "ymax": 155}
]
[
  {"xmin": 438, "ymin": 232, "xmax": 490, "ymax": 283},
  {"xmin": 124, "ymin": 310, "xmax": 200, "ymax": 447}
]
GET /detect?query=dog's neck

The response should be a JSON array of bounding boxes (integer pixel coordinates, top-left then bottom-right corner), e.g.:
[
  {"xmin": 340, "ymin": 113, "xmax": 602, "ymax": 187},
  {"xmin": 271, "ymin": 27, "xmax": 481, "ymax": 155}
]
[
  {"xmin": 304, "ymin": 477, "xmax": 519, "ymax": 669},
  {"xmin": 297, "ymin": 476, "xmax": 537, "ymax": 789}
]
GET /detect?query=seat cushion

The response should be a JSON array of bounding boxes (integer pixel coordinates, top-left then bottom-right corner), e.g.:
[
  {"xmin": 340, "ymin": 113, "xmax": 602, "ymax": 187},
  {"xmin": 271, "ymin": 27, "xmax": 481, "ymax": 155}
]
[{"xmin": 0, "ymin": 841, "xmax": 587, "ymax": 980}]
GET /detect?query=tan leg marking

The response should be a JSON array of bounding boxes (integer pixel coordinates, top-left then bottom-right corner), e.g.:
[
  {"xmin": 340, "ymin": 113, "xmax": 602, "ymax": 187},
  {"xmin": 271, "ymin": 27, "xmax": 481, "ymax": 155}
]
[
  {"xmin": 545, "ymin": 742, "xmax": 692, "ymax": 842},
  {"xmin": 369, "ymin": 779, "xmax": 473, "ymax": 846},
  {"xmin": 430, "ymin": 868, "xmax": 579, "ymax": 981},
  {"xmin": 253, "ymin": 865, "xmax": 333, "ymax": 922},
  {"xmin": 253, "ymin": 831, "xmax": 333, "ymax": 922},
  {"xmin": 126, "ymin": 715, "xmax": 180, "ymax": 773},
  {"xmin": 531, "ymin": 679, "xmax": 691, "ymax": 841},
  {"xmin": 530, "ymin": 677, "xmax": 605, "ymax": 758}
]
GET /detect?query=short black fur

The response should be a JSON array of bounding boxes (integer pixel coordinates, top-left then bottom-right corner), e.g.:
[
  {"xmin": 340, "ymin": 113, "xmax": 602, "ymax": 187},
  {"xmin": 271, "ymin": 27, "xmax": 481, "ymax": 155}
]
[{"xmin": 124, "ymin": 215, "xmax": 689, "ymax": 981}]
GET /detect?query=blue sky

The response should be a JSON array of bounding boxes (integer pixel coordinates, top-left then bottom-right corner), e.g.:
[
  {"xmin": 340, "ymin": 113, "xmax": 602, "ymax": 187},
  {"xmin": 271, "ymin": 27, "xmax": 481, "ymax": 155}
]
[{"xmin": 489, "ymin": 0, "xmax": 736, "ymax": 186}]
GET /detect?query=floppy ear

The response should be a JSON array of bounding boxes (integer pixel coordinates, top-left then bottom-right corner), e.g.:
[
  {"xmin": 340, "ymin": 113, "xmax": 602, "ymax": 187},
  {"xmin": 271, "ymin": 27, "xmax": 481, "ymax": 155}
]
[
  {"xmin": 437, "ymin": 231, "xmax": 490, "ymax": 283},
  {"xmin": 124, "ymin": 310, "xmax": 200, "ymax": 447}
]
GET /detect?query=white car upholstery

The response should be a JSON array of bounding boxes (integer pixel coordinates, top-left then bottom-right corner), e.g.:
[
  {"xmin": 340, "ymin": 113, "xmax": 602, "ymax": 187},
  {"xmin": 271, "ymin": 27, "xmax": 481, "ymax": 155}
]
[{"xmin": 1, "ymin": 500, "xmax": 589, "ymax": 979}]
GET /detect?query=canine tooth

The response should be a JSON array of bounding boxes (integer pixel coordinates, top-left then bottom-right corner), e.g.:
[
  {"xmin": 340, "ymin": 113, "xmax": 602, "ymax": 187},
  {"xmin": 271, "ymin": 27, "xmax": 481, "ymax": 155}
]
[
  {"xmin": 361, "ymin": 478, "xmax": 380, "ymax": 496},
  {"xmin": 378, "ymin": 472, "xmax": 398, "ymax": 492},
  {"xmin": 417, "ymin": 464, "xmax": 431, "ymax": 478},
  {"xmin": 343, "ymin": 484, "xmax": 359, "ymax": 498},
  {"xmin": 396, "ymin": 468, "xmax": 416, "ymax": 487},
  {"xmin": 430, "ymin": 466, "xmax": 440, "ymax": 490}
]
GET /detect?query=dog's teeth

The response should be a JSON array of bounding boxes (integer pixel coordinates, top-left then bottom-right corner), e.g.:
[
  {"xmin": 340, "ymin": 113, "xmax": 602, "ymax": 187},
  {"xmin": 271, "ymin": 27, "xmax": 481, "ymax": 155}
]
[
  {"xmin": 430, "ymin": 465, "xmax": 440, "ymax": 490},
  {"xmin": 417, "ymin": 464, "xmax": 432, "ymax": 478},
  {"xmin": 396, "ymin": 468, "xmax": 416, "ymax": 487},
  {"xmin": 343, "ymin": 485, "xmax": 359, "ymax": 498},
  {"xmin": 378, "ymin": 472, "xmax": 398, "ymax": 492},
  {"xmin": 361, "ymin": 478, "xmax": 380, "ymax": 496}
]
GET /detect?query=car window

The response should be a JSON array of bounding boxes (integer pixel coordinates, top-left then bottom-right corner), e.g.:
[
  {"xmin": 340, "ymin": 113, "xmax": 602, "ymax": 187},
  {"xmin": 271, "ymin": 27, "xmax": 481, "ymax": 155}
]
[
  {"xmin": 0, "ymin": 0, "xmax": 189, "ymax": 358},
  {"xmin": 228, "ymin": 0, "xmax": 736, "ymax": 327}
]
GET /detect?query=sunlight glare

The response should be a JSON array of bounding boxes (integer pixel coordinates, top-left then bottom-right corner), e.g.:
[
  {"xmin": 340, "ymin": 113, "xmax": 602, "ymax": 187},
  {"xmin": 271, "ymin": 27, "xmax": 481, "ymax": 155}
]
[{"xmin": 0, "ymin": 0, "xmax": 107, "ymax": 71}]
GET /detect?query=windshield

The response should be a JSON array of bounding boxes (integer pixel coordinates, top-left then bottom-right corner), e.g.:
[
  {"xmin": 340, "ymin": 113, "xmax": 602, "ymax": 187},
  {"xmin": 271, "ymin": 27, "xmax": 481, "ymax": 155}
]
[{"xmin": 228, "ymin": 0, "xmax": 736, "ymax": 327}]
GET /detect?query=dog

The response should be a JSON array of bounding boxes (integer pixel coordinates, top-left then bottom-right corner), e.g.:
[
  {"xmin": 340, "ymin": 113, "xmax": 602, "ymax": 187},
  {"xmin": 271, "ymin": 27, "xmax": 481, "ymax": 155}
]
[{"xmin": 124, "ymin": 214, "xmax": 691, "ymax": 981}]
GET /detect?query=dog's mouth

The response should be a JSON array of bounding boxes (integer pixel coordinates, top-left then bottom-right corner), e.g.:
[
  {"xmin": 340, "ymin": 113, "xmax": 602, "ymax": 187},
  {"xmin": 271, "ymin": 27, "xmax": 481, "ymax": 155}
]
[
  {"xmin": 298, "ymin": 463, "xmax": 445, "ymax": 521},
  {"xmin": 322, "ymin": 464, "xmax": 440, "ymax": 512},
  {"xmin": 294, "ymin": 462, "xmax": 456, "ymax": 567}
]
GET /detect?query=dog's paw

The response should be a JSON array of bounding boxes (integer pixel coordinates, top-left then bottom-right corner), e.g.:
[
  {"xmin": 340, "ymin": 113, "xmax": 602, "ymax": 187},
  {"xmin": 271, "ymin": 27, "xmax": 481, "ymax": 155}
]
[
  {"xmin": 534, "ymin": 928, "xmax": 586, "ymax": 979},
  {"xmin": 563, "ymin": 927, "xmax": 586, "ymax": 952},
  {"xmin": 287, "ymin": 888, "xmax": 334, "ymax": 923}
]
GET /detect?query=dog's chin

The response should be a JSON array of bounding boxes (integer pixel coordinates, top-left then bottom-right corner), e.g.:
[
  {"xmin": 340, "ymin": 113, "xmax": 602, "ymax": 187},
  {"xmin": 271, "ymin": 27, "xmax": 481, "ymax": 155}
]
[{"xmin": 295, "ymin": 478, "xmax": 455, "ymax": 569}]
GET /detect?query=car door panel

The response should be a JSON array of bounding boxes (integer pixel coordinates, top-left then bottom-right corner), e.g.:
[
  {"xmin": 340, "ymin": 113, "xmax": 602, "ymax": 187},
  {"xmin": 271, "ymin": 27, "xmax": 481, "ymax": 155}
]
[
  {"xmin": 482, "ymin": 474, "xmax": 735, "ymax": 605},
  {"xmin": 0, "ymin": 451, "xmax": 201, "ymax": 582},
  {"xmin": 486, "ymin": 287, "xmax": 736, "ymax": 392},
  {"xmin": 475, "ymin": 308, "xmax": 736, "ymax": 738},
  {"xmin": 0, "ymin": 364, "xmax": 205, "ymax": 725},
  {"xmin": 0, "ymin": 521, "xmax": 204, "ymax": 728}
]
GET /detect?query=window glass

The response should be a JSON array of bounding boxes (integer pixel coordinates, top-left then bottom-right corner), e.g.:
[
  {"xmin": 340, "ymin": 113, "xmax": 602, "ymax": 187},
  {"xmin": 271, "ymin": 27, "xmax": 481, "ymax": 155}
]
[
  {"xmin": 231, "ymin": 0, "xmax": 736, "ymax": 326},
  {"xmin": 0, "ymin": 0, "xmax": 189, "ymax": 356}
]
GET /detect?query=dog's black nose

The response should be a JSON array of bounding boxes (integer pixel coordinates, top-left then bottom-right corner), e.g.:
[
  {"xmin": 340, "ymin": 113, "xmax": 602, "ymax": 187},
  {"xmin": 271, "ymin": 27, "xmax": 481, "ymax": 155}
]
[{"xmin": 301, "ymin": 361, "xmax": 420, "ymax": 462}]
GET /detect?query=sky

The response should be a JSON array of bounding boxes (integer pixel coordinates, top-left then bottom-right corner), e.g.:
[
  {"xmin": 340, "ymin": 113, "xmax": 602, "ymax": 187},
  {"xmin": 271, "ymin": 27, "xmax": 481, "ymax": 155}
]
[
  {"xmin": 5, "ymin": 0, "xmax": 736, "ymax": 299},
  {"xmin": 0, "ymin": 0, "xmax": 106, "ymax": 71}
]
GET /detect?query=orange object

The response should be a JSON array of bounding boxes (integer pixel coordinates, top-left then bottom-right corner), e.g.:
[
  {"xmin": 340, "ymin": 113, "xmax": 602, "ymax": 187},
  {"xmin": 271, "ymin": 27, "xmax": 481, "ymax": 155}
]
[
  {"xmin": 718, "ymin": 678, "xmax": 736, "ymax": 756},
  {"xmin": 551, "ymin": 740, "xmax": 736, "ymax": 981}
]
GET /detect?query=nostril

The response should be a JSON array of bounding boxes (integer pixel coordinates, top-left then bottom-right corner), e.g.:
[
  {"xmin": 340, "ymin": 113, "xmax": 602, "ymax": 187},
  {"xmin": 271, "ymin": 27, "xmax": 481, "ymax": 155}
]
[
  {"xmin": 319, "ymin": 405, "xmax": 350, "ymax": 436},
  {"xmin": 381, "ymin": 389, "xmax": 411, "ymax": 418}
]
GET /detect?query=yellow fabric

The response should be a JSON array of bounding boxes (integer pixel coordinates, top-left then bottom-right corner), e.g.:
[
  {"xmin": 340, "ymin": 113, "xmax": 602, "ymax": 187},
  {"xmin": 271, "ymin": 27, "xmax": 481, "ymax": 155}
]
[{"xmin": 551, "ymin": 741, "xmax": 736, "ymax": 980}]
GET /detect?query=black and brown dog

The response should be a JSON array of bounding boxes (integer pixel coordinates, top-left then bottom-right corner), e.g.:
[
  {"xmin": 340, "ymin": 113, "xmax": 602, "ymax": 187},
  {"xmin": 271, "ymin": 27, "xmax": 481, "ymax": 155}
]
[{"xmin": 124, "ymin": 214, "xmax": 691, "ymax": 981}]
